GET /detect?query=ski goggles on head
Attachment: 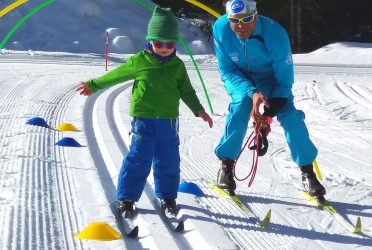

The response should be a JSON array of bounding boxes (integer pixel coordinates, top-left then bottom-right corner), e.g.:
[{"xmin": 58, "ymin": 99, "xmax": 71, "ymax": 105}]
[
  {"xmin": 151, "ymin": 40, "xmax": 175, "ymax": 49},
  {"xmin": 228, "ymin": 14, "xmax": 255, "ymax": 24}
]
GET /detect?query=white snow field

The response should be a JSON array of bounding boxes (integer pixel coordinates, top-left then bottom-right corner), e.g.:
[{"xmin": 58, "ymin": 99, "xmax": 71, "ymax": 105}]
[
  {"xmin": 0, "ymin": 44, "xmax": 372, "ymax": 250},
  {"xmin": 1, "ymin": 0, "xmax": 372, "ymax": 249}
]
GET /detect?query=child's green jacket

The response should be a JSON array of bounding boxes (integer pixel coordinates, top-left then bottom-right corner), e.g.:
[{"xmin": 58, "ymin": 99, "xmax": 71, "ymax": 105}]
[{"xmin": 86, "ymin": 50, "xmax": 204, "ymax": 119}]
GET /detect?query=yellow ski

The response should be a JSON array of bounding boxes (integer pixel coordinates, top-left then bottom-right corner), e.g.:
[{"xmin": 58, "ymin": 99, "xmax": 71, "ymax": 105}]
[
  {"xmin": 209, "ymin": 183, "xmax": 271, "ymax": 227},
  {"xmin": 300, "ymin": 191, "xmax": 361, "ymax": 233}
]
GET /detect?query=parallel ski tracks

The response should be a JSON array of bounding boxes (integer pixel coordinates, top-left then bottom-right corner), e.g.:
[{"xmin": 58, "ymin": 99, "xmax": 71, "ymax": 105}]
[
  {"xmin": 26, "ymin": 61, "xmax": 369, "ymax": 249},
  {"xmin": 0, "ymin": 72, "xmax": 84, "ymax": 250},
  {"xmin": 2, "ymin": 58, "xmax": 371, "ymax": 249}
]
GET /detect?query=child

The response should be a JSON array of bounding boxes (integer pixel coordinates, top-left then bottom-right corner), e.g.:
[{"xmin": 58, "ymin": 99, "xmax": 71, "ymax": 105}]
[{"xmin": 76, "ymin": 7, "xmax": 213, "ymax": 216}]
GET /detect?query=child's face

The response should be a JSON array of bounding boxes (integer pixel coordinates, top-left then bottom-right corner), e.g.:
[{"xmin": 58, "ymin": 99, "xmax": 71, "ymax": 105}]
[{"xmin": 150, "ymin": 40, "xmax": 175, "ymax": 57}]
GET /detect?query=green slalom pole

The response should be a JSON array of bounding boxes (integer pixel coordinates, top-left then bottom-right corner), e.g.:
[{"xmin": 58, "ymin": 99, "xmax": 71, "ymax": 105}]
[
  {"xmin": 179, "ymin": 38, "xmax": 213, "ymax": 114},
  {"xmin": 0, "ymin": 0, "xmax": 56, "ymax": 50},
  {"xmin": 132, "ymin": 0, "xmax": 214, "ymax": 114}
]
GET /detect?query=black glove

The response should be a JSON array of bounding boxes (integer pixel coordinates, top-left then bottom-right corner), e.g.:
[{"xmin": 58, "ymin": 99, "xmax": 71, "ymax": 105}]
[{"xmin": 263, "ymin": 97, "xmax": 287, "ymax": 117}]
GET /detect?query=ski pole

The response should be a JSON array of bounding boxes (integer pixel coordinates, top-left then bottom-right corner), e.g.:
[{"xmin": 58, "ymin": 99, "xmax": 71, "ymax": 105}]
[{"xmin": 313, "ymin": 160, "xmax": 322, "ymax": 180}]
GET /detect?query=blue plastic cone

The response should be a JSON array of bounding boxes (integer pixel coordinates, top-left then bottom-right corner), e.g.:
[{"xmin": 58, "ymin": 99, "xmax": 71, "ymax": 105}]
[
  {"xmin": 55, "ymin": 137, "xmax": 82, "ymax": 147},
  {"xmin": 26, "ymin": 117, "xmax": 49, "ymax": 128},
  {"xmin": 178, "ymin": 182, "xmax": 205, "ymax": 197}
]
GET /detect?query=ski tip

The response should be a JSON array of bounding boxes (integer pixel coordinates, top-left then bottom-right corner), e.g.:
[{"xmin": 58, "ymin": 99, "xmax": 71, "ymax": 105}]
[
  {"xmin": 126, "ymin": 226, "xmax": 139, "ymax": 238},
  {"xmin": 259, "ymin": 209, "xmax": 271, "ymax": 227},
  {"xmin": 175, "ymin": 221, "xmax": 185, "ymax": 232},
  {"xmin": 352, "ymin": 217, "xmax": 362, "ymax": 233}
]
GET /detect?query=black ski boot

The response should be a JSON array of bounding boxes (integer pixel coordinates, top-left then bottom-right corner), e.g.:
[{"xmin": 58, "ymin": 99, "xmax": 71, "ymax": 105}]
[
  {"xmin": 301, "ymin": 164, "xmax": 326, "ymax": 199},
  {"xmin": 160, "ymin": 199, "xmax": 177, "ymax": 214},
  {"xmin": 117, "ymin": 200, "xmax": 135, "ymax": 218},
  {"xmin": 217, "ymin": 158, "xmax": 236, "ymax": 195}
]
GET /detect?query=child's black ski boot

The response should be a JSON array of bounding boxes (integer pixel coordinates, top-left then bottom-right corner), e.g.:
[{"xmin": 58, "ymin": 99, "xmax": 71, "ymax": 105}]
[
  {"xmin": 117, "ymin": 200, "xmax": 135, "ymax": 218},
  {"xmin": 160, "ymin": 199, "xmax": 177, "ymax": 214}
]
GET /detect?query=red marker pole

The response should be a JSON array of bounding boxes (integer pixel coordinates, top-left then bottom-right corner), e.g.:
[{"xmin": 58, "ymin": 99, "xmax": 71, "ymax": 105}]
[{"xmin": 105, "ymin": 32, "xmax": 109, "ymax": 71}]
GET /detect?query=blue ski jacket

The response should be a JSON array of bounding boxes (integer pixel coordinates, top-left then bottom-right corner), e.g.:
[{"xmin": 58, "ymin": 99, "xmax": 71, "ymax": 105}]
[{"xmin": 213, "ymin": 14, "xmax": 294, "ymax": 99}]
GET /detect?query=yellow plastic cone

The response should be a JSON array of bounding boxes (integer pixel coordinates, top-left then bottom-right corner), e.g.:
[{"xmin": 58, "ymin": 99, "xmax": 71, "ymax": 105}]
[
  {"xmin": 75, "ymin": 222, "xmax": 121, "ymax": 241},
  {"xmin": 55, "ymin": 123, "xmax": 79, "ymax": 132}
]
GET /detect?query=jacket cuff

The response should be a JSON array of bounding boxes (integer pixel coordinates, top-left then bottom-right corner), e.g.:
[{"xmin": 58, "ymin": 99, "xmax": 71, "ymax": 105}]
[
  {"xmin": 263, "ymin": 97, "xmax": 287, "ymax": 117},
  {"xmin": 85, "ymin": 80, "xmax": 100, "ymax": 93},
  {"xmin": 194, "ymin": 107, "xmax": 204, "ymax": 117}
]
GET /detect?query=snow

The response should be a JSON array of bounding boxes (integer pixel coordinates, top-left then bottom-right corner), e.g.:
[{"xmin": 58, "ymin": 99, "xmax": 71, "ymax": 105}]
[
  {"xmin": 0, "ymin": 0, "xmax": 214, "ymax": 55},
  {"xmin": 1, "ymin": 0, "xmax": 372, "ymax": 249}
]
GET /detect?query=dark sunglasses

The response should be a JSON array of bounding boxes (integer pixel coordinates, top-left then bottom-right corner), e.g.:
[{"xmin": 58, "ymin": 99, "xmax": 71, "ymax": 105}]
[
  {"xmin": 151, "ymin": 40, "xmax": 175, "ymax": 49},
  {"xmin": 228, "ymin": 14, "xmax": 255, "ymax": 24}
]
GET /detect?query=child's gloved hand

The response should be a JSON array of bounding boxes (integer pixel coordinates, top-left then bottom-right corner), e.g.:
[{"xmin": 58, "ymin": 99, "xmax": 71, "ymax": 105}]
[
  {"xmin": 76, "ymin": 82, "xmax": 93, "ymax": 96},
  {"xmin": 198, "ymin": 110, "xmax": 213, "ymax": 128}
]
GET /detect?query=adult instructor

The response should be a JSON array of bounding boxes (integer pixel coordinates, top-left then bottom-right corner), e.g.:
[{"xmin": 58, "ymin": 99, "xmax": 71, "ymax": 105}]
[{"xmin": 214, "ymin": 0, "xmax": 326, "ymax": 198}]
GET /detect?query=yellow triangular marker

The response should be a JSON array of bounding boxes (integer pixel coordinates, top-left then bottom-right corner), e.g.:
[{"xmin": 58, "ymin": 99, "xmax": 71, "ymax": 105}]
[
  {"xmin": 259, "ymin": 209, "xmax": 271, "ymax": 227},
  {"xmin": 55, "ymin": 123, "xmax": 79, "ymax": 132},
  {"xmin": 353, "ymin": 217, "xmax": 362, "ymax": 233},
  {"xmin": 76, "ymin": 222, "xmax": 121, "ymax": 241}
]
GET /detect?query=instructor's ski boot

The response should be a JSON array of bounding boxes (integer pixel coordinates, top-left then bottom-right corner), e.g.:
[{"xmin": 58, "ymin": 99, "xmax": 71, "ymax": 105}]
[
  {"xmin": 161, "ymin": 199, "xmax": 177, "ymax": 214},
  {"xmin": 301, "ymin": 164, "xmax": 326, "ymax": 200},
  {"xmin": 117, "ymin": 200, "xmax": 135, "ymax": 218},
  {"xmin": 217, "ymin": 158, "xmax": 236, "ymax": 195}
]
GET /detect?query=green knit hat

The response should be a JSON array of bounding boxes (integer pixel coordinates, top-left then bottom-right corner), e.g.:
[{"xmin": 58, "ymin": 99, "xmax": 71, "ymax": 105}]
[{"xmin": 146, "ymin": 7, "xmax": 180, "ymax": 43}]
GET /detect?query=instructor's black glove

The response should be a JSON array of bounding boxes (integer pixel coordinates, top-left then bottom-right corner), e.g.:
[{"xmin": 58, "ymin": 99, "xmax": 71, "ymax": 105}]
[{"xmin": 263, "ymin": 97, "xmax": 287, "ymax": 117}]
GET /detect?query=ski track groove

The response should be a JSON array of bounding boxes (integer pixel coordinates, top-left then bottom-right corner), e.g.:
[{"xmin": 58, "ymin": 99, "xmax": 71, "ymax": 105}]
[
  {"xmin": 352, "ymin": 84, "xmax": 372, "ymax": 101},
  {"xmin": 0, "ymin": 80, "xmax": 24, "ymax": 247},
  {"xmin": 337, "ymin": 82, "xmax": 372, "ymax": 111},
  {"xmin": 5, "ymin": 78, "xmax": 36, "ymax": 250},
  {"xmin": 0, "ymin": 72, "xmax": 84, "ymax": 250},
  {"xmin": 52, "ymin": 85, "xmax": 84, "ymax": 250}
]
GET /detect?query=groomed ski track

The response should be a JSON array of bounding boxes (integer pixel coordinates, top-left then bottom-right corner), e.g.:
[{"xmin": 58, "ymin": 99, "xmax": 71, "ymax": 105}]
[
  {"xmin": 0, "ymin": 55, "xmax": 371, "ymax": 249},
  {"xmin": 85, "ymin": 67, "xmax": 372, "ymax": 249}
]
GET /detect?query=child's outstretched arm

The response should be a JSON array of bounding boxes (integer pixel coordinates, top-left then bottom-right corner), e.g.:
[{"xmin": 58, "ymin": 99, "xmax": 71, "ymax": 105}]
[
  {"xmin": 76, "ymin": 82, "xmax": 93, "ymax": 96},
  {"xmin": 76, "ymin": 56, "xmax": 135, "ymax": 96},
  {"xmin": 198, "ymin": 110, "xmax": 213, "ymax": 128}
]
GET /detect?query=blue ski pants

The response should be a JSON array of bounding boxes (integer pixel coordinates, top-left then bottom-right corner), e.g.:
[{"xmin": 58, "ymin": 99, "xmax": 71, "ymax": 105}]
[
  {"xmin": 215, "ymin": 88, "xmax": 317, "ymax": 166},
  {"xmin": 116, "ymin": 117, "xmax": 180, "ymax": 202}
]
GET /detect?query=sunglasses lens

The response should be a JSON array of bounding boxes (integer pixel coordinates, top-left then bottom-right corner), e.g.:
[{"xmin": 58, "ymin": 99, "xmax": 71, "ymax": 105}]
[
  {"xmin": 153, "ymin": 42, "xmax": 163, "ymax": 49},
  {"xmin": 229, "ymin": 18, "xmax": 240, "ymax": 24},
  {"xmin": 242, "ymin": 15, "xmax": 254, "ymax": 23},
  {"xmin": 166, "ymin": 43, "xmax": 175, "ymax": 49},
  {"xmin": 152, "ymin": 40, "xmax": 174, "ymax": 49}
]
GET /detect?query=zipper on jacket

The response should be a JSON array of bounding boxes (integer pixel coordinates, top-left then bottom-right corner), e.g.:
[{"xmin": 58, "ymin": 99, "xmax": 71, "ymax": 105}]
[
  {"xmin": 157, "ymin": 63, "xmax": 161, "ymax": 117},
  {"xmin": 244, "ymin": 40, "xmax": 254, "ymax": 80}
]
